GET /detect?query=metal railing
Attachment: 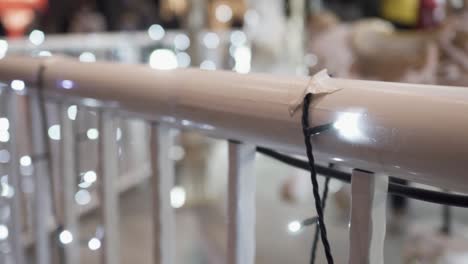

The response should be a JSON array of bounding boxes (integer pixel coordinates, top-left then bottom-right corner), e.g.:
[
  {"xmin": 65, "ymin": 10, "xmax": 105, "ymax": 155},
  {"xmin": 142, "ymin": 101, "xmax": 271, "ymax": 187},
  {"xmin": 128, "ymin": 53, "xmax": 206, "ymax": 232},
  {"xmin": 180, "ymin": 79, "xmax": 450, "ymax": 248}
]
[
  {"xmin": 0, "ymin": 29, "xmax": 255, "ymax": 264},
  {"xmin": 0, "ymin": 51, "xmax": 467, "ymax": 264}
]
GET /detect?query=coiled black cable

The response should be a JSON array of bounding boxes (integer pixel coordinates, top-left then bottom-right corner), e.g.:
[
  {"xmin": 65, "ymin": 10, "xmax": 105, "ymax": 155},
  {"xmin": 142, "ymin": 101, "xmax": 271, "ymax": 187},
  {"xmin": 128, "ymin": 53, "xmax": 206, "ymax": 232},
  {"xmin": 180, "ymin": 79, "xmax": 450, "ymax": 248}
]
[
  {"xmin": 310, "ymin": 176, "xmax": 330, "ymax": 264},
  {"xmin": 301, "ymin": 93, "xmax": 334, "ymax": 264}
]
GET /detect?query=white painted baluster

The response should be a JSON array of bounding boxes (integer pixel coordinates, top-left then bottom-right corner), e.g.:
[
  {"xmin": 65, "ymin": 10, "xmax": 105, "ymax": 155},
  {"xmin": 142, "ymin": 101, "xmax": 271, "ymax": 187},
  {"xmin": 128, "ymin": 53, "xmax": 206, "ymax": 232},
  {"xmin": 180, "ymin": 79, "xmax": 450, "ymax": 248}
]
[
  {"xmin": 348, "ymin": 169, "xmax": 388, "ymax": 264},
  {"xmin": 60, "ymin": 104, "xmax": 80, "ymax": 264},
  {"xmin": 7, "ymin": 90, "xmax": 25, "ymax": 264},
  {"xmin": 150, "ymin": 123, "xmax": 175, "ymax": 264},
  {"xmin": 28, "ymin": 90, "xmax": 52, "ymax": 264},
  {"xmin": 227, "ymin": 142, "xmax": 256, "ymax": 264},
  {"xmin": 98, "ymin": 111, "xmax": 120, "ymax": 264}
]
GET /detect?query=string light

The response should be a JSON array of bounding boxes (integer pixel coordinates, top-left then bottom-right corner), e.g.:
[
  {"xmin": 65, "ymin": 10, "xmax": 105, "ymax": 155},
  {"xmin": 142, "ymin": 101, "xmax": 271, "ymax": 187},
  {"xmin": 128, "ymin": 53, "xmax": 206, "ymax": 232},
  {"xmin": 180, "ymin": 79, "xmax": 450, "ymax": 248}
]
[
  {"xmin": 148, "ymin": 24, "xmax": 165, "ymax": 41},
  {"xmin": 0, "ymin": 225, "xmax": 8, "ymax": 240},
  {"xmin": 38, "ymin": 50, "xmax": 52, "ymax": 57},
  {"xmin": 20, "ymin": 155, "xmax": 32, "ymax": 167},
  {"xmin": 86, "ymin": 129, "xmax": 99, "ymax": 140},
  {"xmin": 68, "ymin": 105, "xmax": 77, "ymax": 120},
  {"xmin": 200, "ymin": 60, "xmax": 216, "ymax": 70},
  {"xmin": 233, "ymin": 46, "xmax": 251, "ymax": 74},
  {"xmin": 0, "ymin": 40, "xmax": 8, "ymax": 59},
  {"xmin": 215, "ymin": 4, "xmax": 233, "ymax": 23},
  {"xmin": 48, "ymin": 125, "xmax": 61, "ymax": 140},
  {"xmin": 1, "ymin": 181, "xmax": 14, "ymax": 198},
  {"xmin": 59, "ymin": 230, "xmax": 73, "ymax": 245},
  {"xmin": 60, "ymin": 80, "xmax": 74, "ymax": 89},
  {"xmin": 170, "ymin": 186, "xmax": 186, "ymax": 208},
  {"xmin": 116, "ymin": 127, "xmax": 122, "ymax": 141},
  {"xmin": 75, "ymin": 189, "xmax": 91, "ymax": 205},
  {"xmin": 176, "ymin": 52, "xmax": 191, "ymax": 68},
  {"xmin": 174, "ymin": 34, "xmax": 190, "ymax": 51},
  {"xmin": 0, "ymin": 131, "xmax": 9, "ymax": 142},
  {"xmin": 0, "ymin": 149, "xmax": 10, "ymax": 163},
  {"xmin": 203, "ymin": 32, "xmax": 220, "ymax": 49},
  {"xmin": 88, "ymin": 237, "xmax": 101, "ymax": 251},
  {"xmin": 169, "ymin": 146, "xmax": 185, "ymax": 161},
  {"xmin": 79, "ymin": 52, "xmax": 96, "ymax": 63},
  {"xmin": 149, "ymin": 49, "xmax": 178, "ymax": 70},
  {"xmin": 29, "ymin": 30, "xmax": 45, "ymax": 46},
  {"xmin": 230, "ymin": 31, "xmax": 247, "ymax": 46},
  {"xmin": 11, "ymin": 80, "xmax": 25, "ymax": 91},
  {"xmin": 83, "ymin": 171, "xmax": 97, "ymax": 184},
  {"xmin": 0, "ymin": 118, "xmax": 9, "ymax": 131},
  {"xmin": 288, "ymin": 220, "xmax": 302, "ymax": 234}
]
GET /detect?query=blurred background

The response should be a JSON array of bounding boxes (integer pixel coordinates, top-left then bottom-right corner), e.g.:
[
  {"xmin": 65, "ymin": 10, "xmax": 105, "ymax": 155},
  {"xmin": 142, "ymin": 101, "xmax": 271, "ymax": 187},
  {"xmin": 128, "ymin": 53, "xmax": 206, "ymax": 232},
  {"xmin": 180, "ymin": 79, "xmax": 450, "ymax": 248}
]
[{"xmin": 0, "ymin": 0, "xmax": 468, "ymax": 263}]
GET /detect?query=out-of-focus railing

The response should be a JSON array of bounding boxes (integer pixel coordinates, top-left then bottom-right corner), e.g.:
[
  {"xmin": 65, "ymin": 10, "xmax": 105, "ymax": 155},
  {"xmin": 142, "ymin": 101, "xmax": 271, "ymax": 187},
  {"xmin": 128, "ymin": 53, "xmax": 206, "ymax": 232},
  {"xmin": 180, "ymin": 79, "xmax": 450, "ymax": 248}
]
[
  {"xmin": 0, "ymin": 29, "xmax": 253, "ymax": 264},
  {"xmin": 0, "ymin": 34, "xmax": 468, "ymax": 264}
]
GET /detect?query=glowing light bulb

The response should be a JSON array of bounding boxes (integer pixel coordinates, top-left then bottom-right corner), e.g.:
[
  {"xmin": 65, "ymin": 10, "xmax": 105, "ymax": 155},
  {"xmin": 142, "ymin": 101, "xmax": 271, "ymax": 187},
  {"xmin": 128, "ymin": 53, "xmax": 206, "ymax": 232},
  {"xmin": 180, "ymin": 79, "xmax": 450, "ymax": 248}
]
[
  {"xmin": 61, "ymin": 80, "xmax": 74, "ymax": 89},
  {"xmin": 29, "ymin": 30, "xmax": 45, "ymax": 46},
  {"xmin": 59, "ymin": 230, "xmax": 73, "ymax": 245},
  {"xmin": 200, "ymin": 60, "xmax": 216, "ymax": 70},
  {"xmin": 230, "ymin": 31, "xmax": 247, "ymax": 46},
  {"xmin": 0, "ymin": 149, "xmax": 10, "ymax": 163},
  {"xmin": 0, "ymin": 117, "xmax": 9, "ymax": 131},
  {"xmin": 288, "ymin": 220, "xmax": 302, "ymax": 234},
  {"xmin": 0, "ymin": 131, "xmax": 9, "ymax": 142},
  {"xmin": 79, "ymin": 52, "xmax": 96, "ymax": 63},
  {"xmin": 87, "ymin": 129, "xmax": 99, "ymax": 140},
  {"xmin": 1, "ymin": 181, "xmax": 14, "ymax": 198},
  {"xmin": 215, "ymin": 4, "xmax": 233, "ymax": 23},
  {"xmin": 68, "ymin": 105, "xmax": 77, "ymax": 120},
  {"xmin": 0, "ymin": 225, "xmax": 8, "ymax": 240},
  {"xmin": 170, "ymin": 186, "xmax": 186, "ymax": 208},
  {"xmin": 75, "ymin": 190, "xmax": 91, "ymax": 205},
  {"xmin": 0, "ymin": 40, "xmax": 8, "ymax": 59},
  {"xmin": 174, "ymin": 34, "xmax": 190, "ymax": 51},
  {"xmin": 149, "ymin": 49, "xmax": 178, "ymax": 70},
  {"xmin": 20, "ymin": 155, "xmax": 32, "ymax": 167},
  {"xmin": 83, "ymin": 171, "xmax": 97, "ymax": 184},
  {"xmin": 48, "ymin": 125, "xmax": 61, "ymax": 140},
  {"xmin": 38, "ymin": 50, "xmax": 52, "ymax": 57},
  {"xmin": 176, "ymin": 52, "xmax": 191, "ymax": 68},
  {"xmin": 233, "ymin": 46, "xmax": 251, "ymax": 74},
  {"xmin": 203, "ymin": 32, "xmax": 220, "ymax": 49},
  {"xmin": 88, "ymin": 237, "xmax": 101, "ymax": 251},
  {"xmin": 148, "ymin": 24, "xmax": 165, "ymax": 41},
  {"xmin": 11, "ymin": 80, "xmax": 25, "ymax": 91}
]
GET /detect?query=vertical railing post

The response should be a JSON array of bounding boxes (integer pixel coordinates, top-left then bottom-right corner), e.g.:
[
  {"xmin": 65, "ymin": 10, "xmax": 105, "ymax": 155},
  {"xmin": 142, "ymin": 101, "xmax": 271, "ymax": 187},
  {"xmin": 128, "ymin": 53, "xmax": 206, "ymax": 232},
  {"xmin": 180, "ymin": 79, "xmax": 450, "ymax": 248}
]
[
  {"xmin": 98, "ymin": 111, "xmax": 120, "ymax": 264},
  {"xmin": 28, "ymin": 89, "xmax": 52, "ymax": 264},
  {"xmin": 60, "ymin": 104, "xmax": 80, "ymax": 264},
  {"xmin": 348, "ymin": 169, "xmax": 388, "ymax": 264},
  {"xmin": 227, "ymin": 141, "xmax": 256, "ymax": 264},
  {"xmin": 7, "ymin": 90, "xmax": 25, "ymax": 264},
  {"xmin": 150, "ymin": 123, "xmax": 175, "ymax": 264}
]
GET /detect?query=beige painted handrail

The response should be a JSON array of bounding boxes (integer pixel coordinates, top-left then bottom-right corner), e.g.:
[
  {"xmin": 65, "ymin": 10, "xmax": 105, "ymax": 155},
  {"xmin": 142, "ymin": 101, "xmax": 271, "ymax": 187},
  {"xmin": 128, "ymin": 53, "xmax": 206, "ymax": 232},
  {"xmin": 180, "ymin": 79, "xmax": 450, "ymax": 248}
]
[{"xmin": 0, "ymin": 55, "xmax": 468, "ymax": 192}]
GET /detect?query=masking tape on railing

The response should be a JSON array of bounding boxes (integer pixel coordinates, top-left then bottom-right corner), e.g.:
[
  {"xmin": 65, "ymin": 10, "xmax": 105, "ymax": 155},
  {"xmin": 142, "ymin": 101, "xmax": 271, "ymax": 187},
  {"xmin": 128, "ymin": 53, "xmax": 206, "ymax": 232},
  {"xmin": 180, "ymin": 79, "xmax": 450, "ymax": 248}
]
[{"xmin": 288, "ymin": 69, "xmax": 342, "ymax": 116}]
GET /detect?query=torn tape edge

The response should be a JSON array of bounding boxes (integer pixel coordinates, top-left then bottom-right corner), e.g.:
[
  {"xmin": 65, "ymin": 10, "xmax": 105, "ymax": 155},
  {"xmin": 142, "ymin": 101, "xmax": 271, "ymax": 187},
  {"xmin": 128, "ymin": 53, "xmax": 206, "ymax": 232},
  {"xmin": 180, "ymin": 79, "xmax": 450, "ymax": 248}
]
[{"xmin": 288, "ymin": 69, "xmax": 342, "ymax": 116}]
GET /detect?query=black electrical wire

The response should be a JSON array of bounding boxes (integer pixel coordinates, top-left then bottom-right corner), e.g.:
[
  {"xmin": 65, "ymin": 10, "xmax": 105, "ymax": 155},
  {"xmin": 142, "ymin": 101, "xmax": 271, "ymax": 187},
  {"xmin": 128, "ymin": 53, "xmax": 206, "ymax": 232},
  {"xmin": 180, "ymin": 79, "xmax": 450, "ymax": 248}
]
[
  {"xmin": 256, "ymin": 146, "xmax": 468, "ymax": 208},
  {"xmin": 301, "ymin": 93, "xmax": 334, "ymax": 264},
  {"xmin": 310, "ymin": 176, "xmax": 331, "ymax": 264}
]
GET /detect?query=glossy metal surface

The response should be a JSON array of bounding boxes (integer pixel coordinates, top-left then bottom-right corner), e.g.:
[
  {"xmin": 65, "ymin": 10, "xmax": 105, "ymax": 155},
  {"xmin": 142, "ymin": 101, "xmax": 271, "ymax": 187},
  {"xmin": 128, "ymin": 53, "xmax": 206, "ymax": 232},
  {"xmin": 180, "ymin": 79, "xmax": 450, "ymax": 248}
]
[
  {"xmin": 349, "ymin": 170, "xmax": 387, "ymax": 264},
  {"xmin": 0, "ymin": 56, "xmax": 467, "ymax": 192}
]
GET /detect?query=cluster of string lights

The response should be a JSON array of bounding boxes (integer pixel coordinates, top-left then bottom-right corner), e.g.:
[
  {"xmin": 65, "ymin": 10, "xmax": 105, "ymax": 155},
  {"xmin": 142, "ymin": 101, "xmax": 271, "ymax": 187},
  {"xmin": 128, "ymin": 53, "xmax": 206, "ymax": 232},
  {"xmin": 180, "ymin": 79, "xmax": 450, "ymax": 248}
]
[{"xmin": 0, "ymin": 16, "xmax": 465, "ymax": 264}]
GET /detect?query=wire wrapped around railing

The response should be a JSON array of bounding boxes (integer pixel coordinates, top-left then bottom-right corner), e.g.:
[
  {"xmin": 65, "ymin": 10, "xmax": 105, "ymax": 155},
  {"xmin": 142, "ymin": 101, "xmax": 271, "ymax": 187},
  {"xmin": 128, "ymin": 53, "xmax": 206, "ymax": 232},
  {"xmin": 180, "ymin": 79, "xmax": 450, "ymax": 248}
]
[{"xmin": 256, "ymin": 147, "xmax": 468, "ymax": 208}]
